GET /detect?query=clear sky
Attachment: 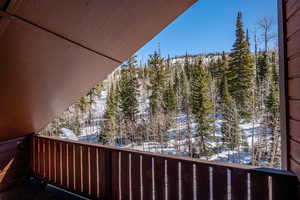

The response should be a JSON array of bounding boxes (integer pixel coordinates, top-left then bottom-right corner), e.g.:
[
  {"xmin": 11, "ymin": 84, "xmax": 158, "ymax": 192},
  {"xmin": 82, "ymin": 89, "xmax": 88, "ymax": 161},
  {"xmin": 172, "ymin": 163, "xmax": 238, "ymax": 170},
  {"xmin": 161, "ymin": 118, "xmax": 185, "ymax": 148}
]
[{"xmin": 136, "ymin": 0, "xmax": 278, "ymax": 63}]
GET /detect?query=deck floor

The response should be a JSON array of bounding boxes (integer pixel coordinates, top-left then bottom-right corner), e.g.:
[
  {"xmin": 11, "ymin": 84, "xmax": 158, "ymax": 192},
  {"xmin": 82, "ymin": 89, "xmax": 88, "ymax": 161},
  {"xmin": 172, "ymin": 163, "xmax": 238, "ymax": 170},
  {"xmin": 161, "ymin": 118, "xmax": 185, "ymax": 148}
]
[{"xmin": 0, "ymin": 181, "xmax": 64, "ymax": 200}]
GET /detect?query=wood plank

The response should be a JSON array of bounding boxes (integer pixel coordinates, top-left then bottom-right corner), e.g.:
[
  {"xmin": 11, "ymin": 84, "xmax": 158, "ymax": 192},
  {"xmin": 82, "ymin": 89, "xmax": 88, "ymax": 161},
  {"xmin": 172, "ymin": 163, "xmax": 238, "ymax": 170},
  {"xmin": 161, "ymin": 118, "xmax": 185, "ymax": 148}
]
[
  {"xmin": 131, "ymin": 153, "xmax": 141, "ymax": 200},
  {"xmin": 290, "ymin": 139, "xmax": 300, "ymax": 163},
  {"xmin": 290, "ymin": 158, "xmax": 300, "ymax": 179},
  {"xmin": 181, "ymin": 161, "xmax": 194, "ymax": 200},
  {"xmin": 288, "ymin": 79, "xmax": 300, "ymax": 100},
  {"xmin": 287, "ymin": 7, "xmax": 300, "ymax": 38},
  {"xmin": 142, "ymin": 155, "xmax": 153, "ymax": 200},
  {"xmin": 213, "ymin": 166, "xmax": 227, "ymax": 200},
  {"xmin": 287, "ymin": 31, "xmax": 300, "ymax": 58},
  {"xmin": 121, "ymin": 152, "xmax": 130, "ymax": 200},
  {"xmin": 61, "ymin": 142, "xmax": 68, "ymax": 186},
  {"xmin": 289, "ymin": 100, "xmax": 300, "ymax": 119},
  {"xmin": 289, "ymin": 119, "xmax": 300, "ymax": 142},
  {"xmin": 82, "ymin": 145, "xmax": 89, "ymax": 194},
  {"xmin": 111, "ymin": 150, "xmax": 120, "ymax": 200},
  {"xmin": 288, "ymin": 56, "xmax": 300, "ymax": 78},
  {"xmin": 74, "ymin": 144, "xmax": 81, "ymax": 192},
  {"xmin": 33, "ymin": 137, "xmax": 38, "ymax": 176},
  {"xmin": 99, "ymin": 148, "xmax": 107, "ymax": 198},
  {"xmin": 67, "ymin": 143, "xmax": 75, "ymax": 191},
  {"xmin": 250, "ymin": 173, "xmax": 269, "ymax": 200},
  {"xmin": 230, "ymin": 168, "xmax": 248, "ymax": 200},
  {"xmin": 196, "ymin": 164, "xmax": 210, "ymax": 200},
  {"xmin": 49, "ymin": 139, "xmax": 55, "ymax": 183},
  {"xmin": 55, "ymin": 141, "xmax": 61, "ymax": 185},
  {"xmin": 286, "ymin": 0, "xmax": 300, "ymax": 19},
  {"xmin": 154, "ymin": 157, "xmax": 165, "ymax": 200},
  {"xmin": 44, "ymin": 139, "xmax": 50, "ymax": 180},
  {"xmin": 89, "ymin": 147, "xmax": 97, "ymax": 198},
  {"xmin": 167, "ymin": 159, "xmax": 179, "ymax": 200}
]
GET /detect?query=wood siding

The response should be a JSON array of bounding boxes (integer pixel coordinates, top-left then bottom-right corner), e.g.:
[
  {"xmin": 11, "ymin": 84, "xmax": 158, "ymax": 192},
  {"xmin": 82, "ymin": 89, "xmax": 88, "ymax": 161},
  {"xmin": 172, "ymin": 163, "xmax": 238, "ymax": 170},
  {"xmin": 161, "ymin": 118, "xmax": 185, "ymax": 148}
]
[
  {"xmin": 0, "ymin": 136, "xmax": 30, "ymax": 192},
  {"xmin": 281, "ymin": 0, "xmax": 300, "ymax": 181}
]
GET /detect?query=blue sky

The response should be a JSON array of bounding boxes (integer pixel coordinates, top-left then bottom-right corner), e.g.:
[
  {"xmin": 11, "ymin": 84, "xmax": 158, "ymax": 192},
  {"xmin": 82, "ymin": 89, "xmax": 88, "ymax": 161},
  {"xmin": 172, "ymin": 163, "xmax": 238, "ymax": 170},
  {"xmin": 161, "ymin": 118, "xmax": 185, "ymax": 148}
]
[{"xmin": 136, "ymin": 0, "xmax": 278, "ymax": 63}]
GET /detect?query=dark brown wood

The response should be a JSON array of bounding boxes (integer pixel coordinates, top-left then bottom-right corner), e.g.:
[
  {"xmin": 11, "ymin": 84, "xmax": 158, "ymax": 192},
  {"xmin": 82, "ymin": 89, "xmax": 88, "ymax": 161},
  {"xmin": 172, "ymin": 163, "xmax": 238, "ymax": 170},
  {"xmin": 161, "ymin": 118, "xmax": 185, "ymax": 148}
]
[
  {"xmin": 287, "ymin": 31, "xmax": 300, "ymax": 58},
  {"xmin": 279, "ymin": 0, "xmax": 289, "ymax": 170},
  {"xmin": 49, "ymin": 139, "xmax": 55, "ymax": 183},
  {"xmin": 67, "ymin": 143, "xmax": 75, "ymax": 191},
  {"xmin": 289, "ymin": 100, "xmax": 300, "ymax": 120},
  {"xmin": 288, "ymin": 56, "xmax": 300, "ymax": 78},
  {"xmin": 272, "ymin": 173, "xmax": 298, "ymax": 200},
  {"xmin": 55, "ymin": 141, "xmax": 61, "ymax": 185},
  {"xmin": 131, "ymin": 153, "xmax": 141, "ymax": 200},
  {"xmin": 82, "ymin": 145, "xmax": 89, "ymax": 194},
  {"xmin": 154, "ymin": 157, "xmax": 165, "ymax": 200},
  {"xmin": 290, "ymin": 139, "xmax": 300, "ymax": 163},
  {"xmin": 289, "ymin": 119, "xmax": 300, "ymax": 142},
  {"xmin": 250, "ymin": 173, "xmax": 269, "ymax": 200},
  {"xmin": 213, "ymin": 166, "xmax": 227, "ymax": 200},
  {"xmin": 74, "ymin": 144, "xmax": 81, "ymax": 193},
  {"xmin": 89, "ymin": 147, "xmax": 97, "ymax": 198},
  {"xmin": 99, "ymin": 148, "xmax": 107, "ymax": 198},
  {"xmin": 181, "ymin": 161, "xmax": 194, "ymax": 200},
  {"xmin": 142, "ymin": 155, "xmax": 153, "ymax": 200},
  {"xmin": 230, "ymin": 168, "xmax": 248, "ymax": 200},
  {"xmin": 111, "ymin": 150, "xmax": 120, "ymax": 200},
  {"xmin": 196, "ymin": 164, "xmax": 210, "ymax": 200},
  {"xmin": 44, "ymin": 139, "xmax": 50, "ymax": 180},
  {"xmin": 61, "ymin": 142, "xmax": 68, "ymax": 186},
  {"xmin": 167, "ymin": 159, "xmax": 179, "ymax": 200},
  {"xmin": 287, "ymin": 7, "xmax": 300, "ymax": 38},
  {"xmin": 286, "ymin": 0, "xmax": 300, "ymax": 19},
  {"xmin": 120, "ymin": 152, "xmax": 130, "ymax": 200}
]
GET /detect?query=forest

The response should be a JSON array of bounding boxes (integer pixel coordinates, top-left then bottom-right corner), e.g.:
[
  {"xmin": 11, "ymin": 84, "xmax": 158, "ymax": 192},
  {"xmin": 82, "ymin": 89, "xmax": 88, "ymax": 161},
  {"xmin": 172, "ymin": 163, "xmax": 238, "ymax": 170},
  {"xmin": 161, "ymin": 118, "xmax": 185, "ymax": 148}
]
[{"xmin": 40, "ymin": 12, "xmax": 280, "ymax": 168}]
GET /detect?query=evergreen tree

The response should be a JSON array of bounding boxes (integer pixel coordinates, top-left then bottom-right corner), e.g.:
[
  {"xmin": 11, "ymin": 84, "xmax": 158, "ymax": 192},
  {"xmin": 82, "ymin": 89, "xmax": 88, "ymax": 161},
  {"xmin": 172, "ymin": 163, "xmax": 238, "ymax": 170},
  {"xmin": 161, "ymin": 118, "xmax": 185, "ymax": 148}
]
[
  {"xmin": 118, "ymin": 56, "xmax": 140, "ymax": 122},
  {"xmin": 100, "ymin": 85, "xmax": 118, "ymax": 144},
  {"xmin": 191, "ymin": 63, "xmax": 215, "ymax": 156},
  {"xmin": 163, "ymin": 81, "xmax": 177, "ymax": 114},
  {"xmin": 148, "ymin": 51, "xmax": 167, "ymax": 116},
  {"xmin": 228, "ymin": 12, "xmax": 254, "ymax": 119}
]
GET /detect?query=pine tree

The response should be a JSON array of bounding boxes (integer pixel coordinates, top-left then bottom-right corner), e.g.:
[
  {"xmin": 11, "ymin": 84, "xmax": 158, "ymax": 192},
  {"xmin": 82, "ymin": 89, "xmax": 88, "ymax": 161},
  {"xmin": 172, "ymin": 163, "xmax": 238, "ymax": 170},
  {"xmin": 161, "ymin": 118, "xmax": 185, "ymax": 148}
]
[
  {"xmin": 118, "ymin": 56, "xmax": 140, "ymax": 122},
  {"xmin": 148, "ymin": 51, "xmax": 167, "ymax": 117},
  {"xmin": 191, "ymin": 62, "xmax": 215, "ymax": 156},
  {"xmin": 228, "ymin": 12, "xmax": 254, "ymax": 119},
  {"xmin": 163, "ymin": 81, "xmax": 177, "ymax": 114},
  {"xmin": 220, "ymin": 74, "xmax": 240, "ymax": 153},
  {"xmin": 100, "ymin": 85, "xmax": 118, "ymax": 144}
]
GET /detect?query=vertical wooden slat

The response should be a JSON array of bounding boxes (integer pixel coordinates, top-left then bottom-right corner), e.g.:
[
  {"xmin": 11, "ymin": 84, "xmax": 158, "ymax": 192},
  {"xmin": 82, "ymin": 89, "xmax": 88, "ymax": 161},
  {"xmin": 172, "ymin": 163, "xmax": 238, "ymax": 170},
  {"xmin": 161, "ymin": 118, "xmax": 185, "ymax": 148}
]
[
  {"xmin": 213, "ymin": 166, "xmax": 227, "ymax": 200},
  {"xmin": 167, "ymin": 159, "xmax": 179, "ymax": 200},
  {"xmin": 75, "ymin": 144, "xmax": 81, "ymax": 192},
  {"xmin": 44, "ymin": 139, "xmax": 50, "ymax": 180},
  {"xmin": 61, "ymin": 142, "xmax": 68, "ymax": 186},
  {"xmin": 90, "ymin": 147, "xmax": 97, "ymax": 198},
  {"xmin": 231, "ymin": 168, "xmax": 248, "ymax": 200},
  {"xmin": 181, "ymin": 161, "xmax": 194, "ymax": 200},
  {"xmin": 40, "ymin": 138, "xmax": 45, "ymax": 178},
  {"xmin": 33, "ymin": 137, "xmax": 38, "ymax": 176},
  {"xmin": 67, "ymin": 143, "xmax": 75, "ymax": 191},
  {"xmin": 250, "ymin": 173, "xmax": 269, "ymax": 200},
  {"xmin": 142, "ymin": 155, "xmax": 153, "ymax": 200},
  {"xmin": 99, "ymin": 148, "xmax": 107, "ymax": 198},
  {"xmin": 82, "ymin": 145, "xmax": 89, "ymax": 194},
  {"xmin": 121, "ymin": 152, "xmax": 130, "ymax": 200},
  {"xmin": 154, "ymin": 157, "xmax": 165, "ymax": 200},
  {"xmin": 131, "ymin": 153, "xmax": 141, "ymax": 200},
  {"xmin": 49, "ymin": 139, "xmax": 55, "ymax": 183},
  {"xmin": 196, "ymin": 164, "xmax": 210, "ymax": 200},
  {"xmin": 111, "ymin": 150, "xmax": 120, "ymax": 200},
  {"xmin": 55, "ymin": 141, "xmax": 61, "ymax": 185}
]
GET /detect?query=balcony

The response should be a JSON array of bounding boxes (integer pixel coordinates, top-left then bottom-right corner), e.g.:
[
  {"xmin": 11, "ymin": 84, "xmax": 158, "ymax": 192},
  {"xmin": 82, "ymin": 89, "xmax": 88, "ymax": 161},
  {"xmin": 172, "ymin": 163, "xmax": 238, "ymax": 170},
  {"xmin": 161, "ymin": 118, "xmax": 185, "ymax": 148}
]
[{"xmin": 24, "ymin": 134, "xmax": 297, "ymax": 200}]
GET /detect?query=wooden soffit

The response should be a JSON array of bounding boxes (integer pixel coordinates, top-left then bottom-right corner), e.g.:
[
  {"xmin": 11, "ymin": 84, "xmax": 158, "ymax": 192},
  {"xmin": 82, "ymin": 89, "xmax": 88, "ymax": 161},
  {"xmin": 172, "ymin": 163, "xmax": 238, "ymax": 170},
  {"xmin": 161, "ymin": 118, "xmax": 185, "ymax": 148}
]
[{"xmin": 0, "ymin": 0, "xmax": 196, "ymax": 141}]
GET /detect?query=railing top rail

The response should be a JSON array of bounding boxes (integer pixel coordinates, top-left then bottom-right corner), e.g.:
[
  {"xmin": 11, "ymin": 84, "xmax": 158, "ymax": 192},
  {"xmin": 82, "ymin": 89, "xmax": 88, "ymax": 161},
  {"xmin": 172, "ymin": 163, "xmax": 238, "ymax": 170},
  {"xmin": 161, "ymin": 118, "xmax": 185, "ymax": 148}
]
[{"xmin": 34, "ymin": 134, "xmax": 296, "ymax": 177}]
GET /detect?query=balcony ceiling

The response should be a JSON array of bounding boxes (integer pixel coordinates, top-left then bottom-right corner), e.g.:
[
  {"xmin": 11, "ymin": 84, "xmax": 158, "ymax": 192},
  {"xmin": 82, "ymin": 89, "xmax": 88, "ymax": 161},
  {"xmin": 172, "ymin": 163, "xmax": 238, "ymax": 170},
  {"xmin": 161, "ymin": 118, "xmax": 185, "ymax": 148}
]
[{"xmin": 0, "ymin": 0, "xmax": 196, "ymax": 141}]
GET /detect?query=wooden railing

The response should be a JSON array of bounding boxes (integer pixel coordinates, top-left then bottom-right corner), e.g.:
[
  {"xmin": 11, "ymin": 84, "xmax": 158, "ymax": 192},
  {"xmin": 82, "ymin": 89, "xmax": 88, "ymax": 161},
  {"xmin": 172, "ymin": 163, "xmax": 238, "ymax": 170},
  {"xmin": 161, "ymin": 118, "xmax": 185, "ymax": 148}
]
[{"xmin": 31, "ymin": 135, "xmax": 298, "ymax": 200}]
